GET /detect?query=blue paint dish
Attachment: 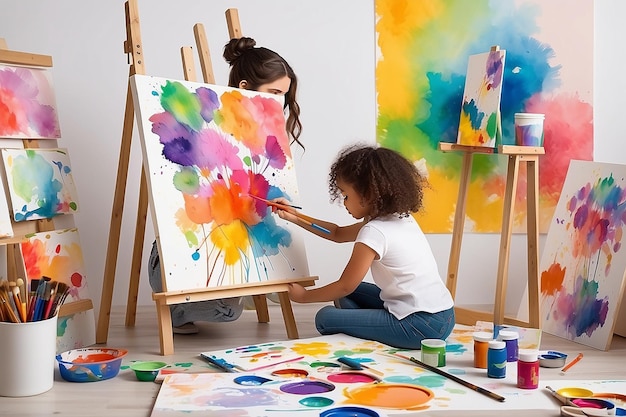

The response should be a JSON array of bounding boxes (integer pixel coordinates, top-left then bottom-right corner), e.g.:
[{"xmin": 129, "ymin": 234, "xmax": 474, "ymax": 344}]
[
  {"xmin": 320, "ymin": 406, "xmax": 380, "ymax": 417},
  {"xmin": 233, "ymin": 375, "xmax": 273, "ymax": 386}
]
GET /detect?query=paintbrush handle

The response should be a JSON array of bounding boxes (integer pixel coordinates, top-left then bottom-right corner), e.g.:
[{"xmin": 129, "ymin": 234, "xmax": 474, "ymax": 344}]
[{"xmin": 409, "ymin": 357, "xmax": 505, "ymax": 402}]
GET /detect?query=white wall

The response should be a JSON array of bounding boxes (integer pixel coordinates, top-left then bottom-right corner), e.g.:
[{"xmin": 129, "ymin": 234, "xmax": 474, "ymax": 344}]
[{"xmin": 0, "ymin": 1, "xmax": 624, "ymax": 324}]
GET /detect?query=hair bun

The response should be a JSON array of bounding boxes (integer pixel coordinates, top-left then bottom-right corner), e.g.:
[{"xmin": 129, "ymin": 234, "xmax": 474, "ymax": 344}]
[{"xmin": 223, "ymin": 37, "xmax": 257, "ymax": 64}]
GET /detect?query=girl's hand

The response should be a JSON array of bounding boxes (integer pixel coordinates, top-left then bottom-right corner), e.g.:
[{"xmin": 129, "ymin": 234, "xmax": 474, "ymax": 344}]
[
  {"xmin": 271, "ymin": 197, "xmax": 299, "ymax": 223},
  {"xmin": 287, "ymin": 283, "xmax": 308, "ymax": 303}
]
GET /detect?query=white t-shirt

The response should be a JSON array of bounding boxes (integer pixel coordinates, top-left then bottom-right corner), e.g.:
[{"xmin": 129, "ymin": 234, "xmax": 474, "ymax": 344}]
[{"xmin": 356, "ymin": 214, "xmax": 454, "ymax": 319}]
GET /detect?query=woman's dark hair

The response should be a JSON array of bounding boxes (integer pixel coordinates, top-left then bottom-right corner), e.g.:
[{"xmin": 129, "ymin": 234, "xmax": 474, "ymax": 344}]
[
  {"xmin": 223, "ymin": 37, "xmax": 303, "ymax": 150},
  {"xmin": 328, "ymin": 144, "xmax": 428, "ymax": 219}
]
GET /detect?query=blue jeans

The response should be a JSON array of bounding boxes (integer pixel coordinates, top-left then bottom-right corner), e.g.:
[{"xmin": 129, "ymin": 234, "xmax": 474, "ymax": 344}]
[{"xmin": 315, "ymin": 282, "xmax": 455, "ymax": 349}]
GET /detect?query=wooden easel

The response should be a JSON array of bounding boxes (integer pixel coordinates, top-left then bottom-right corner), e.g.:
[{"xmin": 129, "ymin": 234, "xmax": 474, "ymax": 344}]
[
  {"xmin": 441, "ymin": 142, "xmax": 544, "ymax": 328},
  {"xmin": 96, "ymin": 1, "xmax": 317, "ymax": 355},
  {"xmin": 0, "ymin": 40, "xmax": 94, "ymax": 319}
]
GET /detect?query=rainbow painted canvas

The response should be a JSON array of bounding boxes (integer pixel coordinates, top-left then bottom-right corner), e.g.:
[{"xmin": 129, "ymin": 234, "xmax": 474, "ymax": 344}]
[{"xmin": 130, "ymin": 75, "xmax": 309, "ymax": 292}]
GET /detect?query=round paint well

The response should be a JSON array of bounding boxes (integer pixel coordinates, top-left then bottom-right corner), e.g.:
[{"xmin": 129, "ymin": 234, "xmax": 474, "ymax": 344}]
[
  {"xmin": 298, "ymin": 396, "xmax": 334, "ymax": 407},
  {"xmin": 279, "ymin": 380, "xmax": 335, "ymax": 395},
  {"xmin": 343, "ymin": 383, "xmax": 434, "ymax": 409},
  {"xmin": 327, "ymin": 372, "xmax": 378, "ymax": 384},
  {"xmin": 271, "ymin": 368, "xmax": 309, "ymax": 378},
  {"xmin": 130, "ymin": 361, "xmax": 168, "ymax": 382},
  {"xmin": 320, "ymin": 406, "xmax": 380, "ymax": 417},
  {"xmin": 233, "ymin": 375, "xmax": 273, "ymax": 386},
  {"xmin": 556, "ymin": 387, "xmax": 594, "ymax": 399}
]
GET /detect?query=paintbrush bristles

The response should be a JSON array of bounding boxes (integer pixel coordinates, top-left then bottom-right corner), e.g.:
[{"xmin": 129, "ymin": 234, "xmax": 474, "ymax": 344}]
[{"xmin": 0, "ymin": 278, "xmax": 71, "ymax": 323}]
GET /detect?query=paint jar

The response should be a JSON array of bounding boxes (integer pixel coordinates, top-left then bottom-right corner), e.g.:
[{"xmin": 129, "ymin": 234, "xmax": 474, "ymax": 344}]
[
  {"xmin": 421, "ymin": 339, "xmax": 446, "ymax": 367},
  {"xmin": 473, "ymin": 331, "xmax": 492, "ymax": 369},
  {"xmin": 514, "ymin": 113, "xmax": 545, "ymax": 146},
  {"xmin": 0, "ymin": 316, "xmax": 57, "ymax": 397},
  {"xmin": 497, "ymin": 330, "xmax": 519, "ymax": 362},
  {"xmin": 487, "ymin": 340, "xmax": 507, "ymax": 379},
  {"xmin": 517, "ymin": 350, "xmax": 539, "ymax": 389}
]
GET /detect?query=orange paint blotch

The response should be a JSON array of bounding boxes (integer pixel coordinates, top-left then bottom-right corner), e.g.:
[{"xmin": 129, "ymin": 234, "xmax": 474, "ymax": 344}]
[
  {"xmin": 183, "ymin": 194, "xmax": 213, "ymax": 224},
  {"xmin": 541, "ymin": 262, "xmax": 566, "ymax": 296}
]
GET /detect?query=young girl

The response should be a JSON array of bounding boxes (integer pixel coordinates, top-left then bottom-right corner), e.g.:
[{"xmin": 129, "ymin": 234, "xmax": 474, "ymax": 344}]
[{"xmin": 276, "ymin": 144, "xmax": 455, "ymax": 349}]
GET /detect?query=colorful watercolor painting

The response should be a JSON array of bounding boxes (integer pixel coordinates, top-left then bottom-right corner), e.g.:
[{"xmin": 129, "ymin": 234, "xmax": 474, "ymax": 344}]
[
  {"xmin": 130, "ymin": 74, "xmax": 309, "ymax": 292},
  {"xmin": 375, "ymin": 0, "xmax": 593, "ymax": 233},
  {"xmin": 0, "ymin": 64, "xmax": 61, "ymax": 139},
  {"xmin": 1, "ymin": 148, "xmax": 80, "ymax": 221},
  {"xmin": 19, "ymin": 228, "xmax": 96, "ymax": 352},
  {"xmin": 540, "ymin": 160, "xmax": 626, "ymax": 350},
  {"xmin": 457, "ymin": 49, "xmax": 506, "ymax": 148},
  {"xmin": 149, "ymin": 333, "xmax": 626, "ymax": 416}
]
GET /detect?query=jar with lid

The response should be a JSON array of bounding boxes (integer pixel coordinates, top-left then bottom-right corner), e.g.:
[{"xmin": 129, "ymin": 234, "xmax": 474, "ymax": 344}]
[
  {"xmin": 473, "ymin": 332, "xmax": 492, "ymax": 369},
  {"xmin": 487, "ymin": 340, "xmax": 507, "ymax": 378},
  {"xmin": 497, "ymin": 330, "xmax": 519, "ymax": 362},
  {"xmin": 517, "ymin": 350, "xmax": 539, "ymax": 389}
]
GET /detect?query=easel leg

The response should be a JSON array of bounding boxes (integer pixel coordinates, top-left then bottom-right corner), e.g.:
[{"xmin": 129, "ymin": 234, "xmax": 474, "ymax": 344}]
[
  {"xmin": 125, "ymin": 166, "xmax": 149, "ymax": 326},
  {"xmin": 446, "ymin": 152, "xmax": 473, "ymax": 299},
  {"xmin": 252, "ymin": 295, "xmax": 270, "ymax": 323},
  {"xmin": 525, "ymin": 156, "xmax": 541, "ymax": 327},
  {"xmin": 156, "ymin": 299, "xmax": 174, "ymax": 356},
  {"xmin": 494, "ymin": 154, "xmax": 520, "ymax": 326},
  {"xmin": 277, "ymin": 292, "xmax": 299, "ymax": 339}
]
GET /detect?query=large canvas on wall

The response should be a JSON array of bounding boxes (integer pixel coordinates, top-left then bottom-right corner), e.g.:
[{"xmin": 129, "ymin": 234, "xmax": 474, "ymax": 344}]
[
  {"xmin": 540, "ymin": 160, "xmax": 626, "ymax": 350},
  {"xmin": 375, "ymin": 0, "xmax": 593, "ymax": 233},
  {"xmin": 0, "ymin": 64, "xmax": 61, "ymax": 139},
  {"xmin": 1, "ymin": 148, "xmax": 80, "ymax": 221},
  {"xmin": 20, "ymin": 228, "xmax": 96, "ymax": 352},
  {"xmin": 130, "ymin": 75, "xmax": 309, "ymax": 292}
]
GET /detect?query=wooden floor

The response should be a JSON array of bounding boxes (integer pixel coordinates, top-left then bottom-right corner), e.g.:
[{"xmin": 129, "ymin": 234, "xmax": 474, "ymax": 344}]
[{"xmin": 0, "ymin": 303, "xmax": 625, "ymax": 416}]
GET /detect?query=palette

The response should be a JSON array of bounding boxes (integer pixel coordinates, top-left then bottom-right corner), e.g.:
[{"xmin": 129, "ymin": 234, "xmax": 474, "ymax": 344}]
[{"xmin": 150, "ymin": 333, "xmax": 626, "ymax": 416}]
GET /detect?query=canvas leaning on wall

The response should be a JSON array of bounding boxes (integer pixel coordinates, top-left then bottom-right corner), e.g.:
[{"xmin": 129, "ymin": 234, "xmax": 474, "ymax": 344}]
[
  {"xmin": 130, "ymin": 75, "xmax": 310, "ymax": 293},
  {"xmin": 540, "ymin": 160, "xmax": 626, "ymax": 351}
]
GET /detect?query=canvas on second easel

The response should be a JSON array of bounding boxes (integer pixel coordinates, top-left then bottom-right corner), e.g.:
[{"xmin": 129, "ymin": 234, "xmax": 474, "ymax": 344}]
[
  {"xmin": 130, "ymin": 75, "xmax": 309, "ymax": 292},
  {"xmin": 540, "ymin": 160, "xmax": 626, "ymax": 350},
  {"xmin": 456, "ymin": 49, "xmax": 506, "ymax": 148}
]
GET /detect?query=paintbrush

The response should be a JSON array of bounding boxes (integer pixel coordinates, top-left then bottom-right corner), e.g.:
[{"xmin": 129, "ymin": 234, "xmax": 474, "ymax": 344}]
[
  {"xmin": 337, "ymin": 356, "xmax": 384, "ymax": 377},
  {"xmin": 391, "ymin": 352, "xmax": 505, "ymax": 402},
  {"xmin": 251, "ymin": 195, "xmax": 331, "ymax": 234},
  {"xmin": 16, "ymin": 278, "xmax": 28, "ymax": 323}
]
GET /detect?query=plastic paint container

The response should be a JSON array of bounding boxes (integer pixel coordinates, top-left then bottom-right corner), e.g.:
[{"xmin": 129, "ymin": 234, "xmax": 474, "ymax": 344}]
[
  {"xmin": 473, "ymin": 331, "xmax": 492, "ymax": 369},
  {"xmin": 487, "ymin": 340, "xmax": 507, "ymax": 378},
  {"xmin": 517, "ymin": 350, "xmax": 539, "ymax": 389},
  {"xmin": 421, "ymin": 338, "xmax": 446, "ymax": 367},
  {"xmin": 514, "ymin": 113, "xmax": 545, "ymax": 146},
  {"xmin": 497, "ymin": 330, "xmax": 519, "ymax": 362},
  {"xmin": 320, "ymin": 406, "xmax": 380, "ymax": 417}
]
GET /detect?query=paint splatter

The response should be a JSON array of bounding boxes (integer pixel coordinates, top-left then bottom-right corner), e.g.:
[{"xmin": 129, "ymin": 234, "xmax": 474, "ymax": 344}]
[
  {"xmin": 376, "ymin": 0, "xmax": 593, "ymax": 233},
  {"xmin": 0, "ymin": 65, "xmax": 61, "ymax": 138},
  {"xmin": 541, "ymin": 167, "xmax": 626, "ymax": 340},
  {"xmin": 146, "ymin": 80, "xmax": 295, "ymax": 286}
]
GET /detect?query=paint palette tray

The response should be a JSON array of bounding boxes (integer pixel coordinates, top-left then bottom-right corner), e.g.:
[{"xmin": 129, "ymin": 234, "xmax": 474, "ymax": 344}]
[{"xmin": 56, "ymin": 348, "xmax": 128, "ymax": 382}]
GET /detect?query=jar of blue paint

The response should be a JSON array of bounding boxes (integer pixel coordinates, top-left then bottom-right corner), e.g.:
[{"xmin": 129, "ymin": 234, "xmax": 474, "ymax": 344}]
[{"xmin": 487, "ymin": 340, "xmax": 507, "ymax": 379}]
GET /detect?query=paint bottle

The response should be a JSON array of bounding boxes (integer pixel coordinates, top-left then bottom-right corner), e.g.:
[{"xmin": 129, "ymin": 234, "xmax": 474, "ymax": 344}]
[
  {"xmin": 487, "ymin": 340, "xmax": 507, "ymax": 379},
  {"xmin": 517, "ymin": 350, "xmax": 539, "ymax": 389},
  {"xmin": 472, "ymin": 331, "xmax": 492, "ymax": 369},
  {"xmin": 497, "ymin": 330, "xmax": 519, "ymax": 362}
]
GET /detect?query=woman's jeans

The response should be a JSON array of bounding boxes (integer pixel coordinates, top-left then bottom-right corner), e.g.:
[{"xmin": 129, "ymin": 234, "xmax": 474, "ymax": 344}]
[{"xmin": 315, "ymin": 282, "xmax": 455, "ymax": 349}]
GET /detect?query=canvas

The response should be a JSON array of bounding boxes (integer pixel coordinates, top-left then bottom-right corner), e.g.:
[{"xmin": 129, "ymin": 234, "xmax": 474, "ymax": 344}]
[
  {"xmin": 19, "ymin": 228, "xmax": 96, "ymax": 353},
  {"xmin": 1, "ymin": 148, "xmax": 80, "ymax": 221},
  {"xmin": 0, "ymin": 183, "xmax": 13, "ymax": 237},
  {"xmin": 0, "ymin": 64, "xmax": 61, "ymax": 139},
  {"xmin": 130, "ymin": 74, "xmax": 309, "ymax": 292},
  {"xmin": 456, "ymin": 50, "xmax": 506, "ymax": 148},
  {"xmin": 375, "ymin": 0, "xmax": 593, "ymax": 233},
  {"xmin": 540, "ymin": 160, "xmax": 626, "ymax": 350}
]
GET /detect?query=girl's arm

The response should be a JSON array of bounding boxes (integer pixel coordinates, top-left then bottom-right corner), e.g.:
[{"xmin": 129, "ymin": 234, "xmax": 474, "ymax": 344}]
[
  {"xmin": 272, "ymin": 198, "xmax": 364, "ymax": 243},
  {"xmin": 288, "ymin": 242, "xmax": 376, "ymax": 303}
]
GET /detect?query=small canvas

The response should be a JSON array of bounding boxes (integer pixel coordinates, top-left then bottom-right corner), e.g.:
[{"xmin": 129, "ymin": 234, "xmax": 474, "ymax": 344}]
[
  {"xmin": 20, "ymin": 228, "xmax": 95, "ymax": 352},
  {"xmin": 0, "ymin": 64, "xmax": 61, "ymax": 139},
  {"xmin": 130, "ymin": 74, "xmax": 309, "ymax": 292},
  {"xmin": 1, "ymin": 148, "xmax": 80, "ymax": 221},
  {"xmin": 456, "ymin": 49, "xmax": 506, "ymax": 148},
  {"xmin": 540, "ymin": 160, "xmax": 626, "ymax": 350}
]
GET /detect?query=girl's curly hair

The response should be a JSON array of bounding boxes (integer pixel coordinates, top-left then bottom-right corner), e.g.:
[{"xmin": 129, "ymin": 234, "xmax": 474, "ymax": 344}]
[{"xmin": 328, "ymin": 144, "xmax": 428, "ymax": 219}]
